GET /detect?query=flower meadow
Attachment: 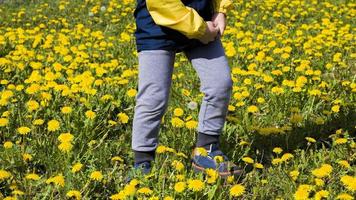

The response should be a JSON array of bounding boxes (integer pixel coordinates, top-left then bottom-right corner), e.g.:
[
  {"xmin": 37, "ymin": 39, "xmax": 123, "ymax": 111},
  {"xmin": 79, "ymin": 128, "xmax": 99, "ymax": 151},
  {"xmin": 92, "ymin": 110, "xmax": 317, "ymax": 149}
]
[{"xmin": 0, "ymin": 0, "xmax": 355, "ymax": 199}]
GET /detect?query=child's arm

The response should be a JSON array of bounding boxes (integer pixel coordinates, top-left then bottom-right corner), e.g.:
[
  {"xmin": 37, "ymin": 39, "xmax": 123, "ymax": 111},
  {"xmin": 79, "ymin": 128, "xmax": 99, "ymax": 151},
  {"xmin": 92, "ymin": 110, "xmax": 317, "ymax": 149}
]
[
  {"xmin": 146, "ymin": 0, "xmax": 207, "ymax": 40},
  {"xmin": 212, "ymin": 0, "xmax": 233, "ymax": 16}
]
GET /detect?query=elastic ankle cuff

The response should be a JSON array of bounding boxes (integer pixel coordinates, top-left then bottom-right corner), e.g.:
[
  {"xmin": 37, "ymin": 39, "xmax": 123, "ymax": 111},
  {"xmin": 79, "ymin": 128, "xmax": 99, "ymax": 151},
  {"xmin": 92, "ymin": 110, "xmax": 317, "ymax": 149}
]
[
  {"xmin": 134, "ymin": 150, "xmax": 155, "ymax": 164},
  {"xmin": 196, "ymin": 132, "xmax": 220, "ymax": 149}
]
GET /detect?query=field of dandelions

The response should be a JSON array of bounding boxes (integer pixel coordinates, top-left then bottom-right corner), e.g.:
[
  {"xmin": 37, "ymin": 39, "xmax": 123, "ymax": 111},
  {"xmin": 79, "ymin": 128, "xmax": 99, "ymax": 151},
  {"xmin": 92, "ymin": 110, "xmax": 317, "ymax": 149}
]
[{"xmin": 0, "ymin": 0, "xmax": 355, "ymax": 199}]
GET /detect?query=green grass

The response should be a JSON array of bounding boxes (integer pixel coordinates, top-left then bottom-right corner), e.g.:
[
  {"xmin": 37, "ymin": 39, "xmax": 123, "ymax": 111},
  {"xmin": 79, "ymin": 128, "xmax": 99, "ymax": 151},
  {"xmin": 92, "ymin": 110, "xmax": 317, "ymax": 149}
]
[{"xmin": 0, "ymin": 0, "xmax": 355, "ymax": 199}]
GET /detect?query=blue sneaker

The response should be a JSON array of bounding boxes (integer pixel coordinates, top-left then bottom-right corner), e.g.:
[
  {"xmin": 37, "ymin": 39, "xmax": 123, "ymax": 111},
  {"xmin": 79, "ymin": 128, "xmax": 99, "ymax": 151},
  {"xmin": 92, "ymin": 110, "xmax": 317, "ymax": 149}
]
[
  {"xmin": 191, "ymin": 143, "xmax": 243, "ymax": 178},
  {"xmin": 125, "ymin": 161, "xmax": 152, "ymax": 184}
]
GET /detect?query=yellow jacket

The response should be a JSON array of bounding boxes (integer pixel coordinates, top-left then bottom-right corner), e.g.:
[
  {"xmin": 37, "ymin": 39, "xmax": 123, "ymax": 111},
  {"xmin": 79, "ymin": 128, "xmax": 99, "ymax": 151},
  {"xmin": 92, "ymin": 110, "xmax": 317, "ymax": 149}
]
[{"xmin": 146, "ymin": 0, "xmax": 233, "ymax": 40}]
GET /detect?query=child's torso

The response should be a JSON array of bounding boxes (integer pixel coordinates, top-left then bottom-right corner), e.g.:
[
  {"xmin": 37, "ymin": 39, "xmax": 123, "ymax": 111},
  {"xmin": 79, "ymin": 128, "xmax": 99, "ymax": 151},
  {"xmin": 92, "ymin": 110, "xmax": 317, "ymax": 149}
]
[{"xmin": 133, "ymin": 0, "xmax": 214, "ymax": 52}]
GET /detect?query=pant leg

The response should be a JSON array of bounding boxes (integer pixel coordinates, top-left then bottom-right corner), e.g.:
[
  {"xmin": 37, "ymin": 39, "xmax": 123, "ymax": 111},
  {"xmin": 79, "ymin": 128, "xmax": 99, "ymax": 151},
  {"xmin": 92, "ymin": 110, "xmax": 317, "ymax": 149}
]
[
  {"xmin": 183, "ymin": 38, "xmax": 233, "ymax": 135},
  {"xmin": 132, "ymin": 49, "xmax": 176, "ymax": 152}
]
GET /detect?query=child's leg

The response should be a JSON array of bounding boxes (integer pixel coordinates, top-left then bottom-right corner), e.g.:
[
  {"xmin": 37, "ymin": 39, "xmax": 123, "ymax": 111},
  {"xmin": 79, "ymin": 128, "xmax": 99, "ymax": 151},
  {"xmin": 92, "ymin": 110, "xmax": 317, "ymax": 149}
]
[
  {"xmin": 183, "ymin": 38, "xmax": 233, "ymax": 149},
  {"xmin": 132, "ymin": 49, "xmax": 176, "ymax": 164}
]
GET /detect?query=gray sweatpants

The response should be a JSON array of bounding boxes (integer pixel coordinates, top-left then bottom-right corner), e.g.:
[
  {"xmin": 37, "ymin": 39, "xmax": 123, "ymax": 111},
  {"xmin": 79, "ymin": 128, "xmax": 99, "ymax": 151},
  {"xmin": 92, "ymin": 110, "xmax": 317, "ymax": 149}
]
[{"xmin": 131, "ymin": 38, "xmax": 233, "ymax": 152}]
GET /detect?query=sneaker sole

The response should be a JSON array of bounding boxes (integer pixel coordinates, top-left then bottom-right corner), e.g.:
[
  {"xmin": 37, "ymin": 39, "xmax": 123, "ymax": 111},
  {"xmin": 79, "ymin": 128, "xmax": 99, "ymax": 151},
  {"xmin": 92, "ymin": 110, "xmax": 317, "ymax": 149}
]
[{"xmin": 192, "ymin": 161, "xmax": 243, "ymax": 178}]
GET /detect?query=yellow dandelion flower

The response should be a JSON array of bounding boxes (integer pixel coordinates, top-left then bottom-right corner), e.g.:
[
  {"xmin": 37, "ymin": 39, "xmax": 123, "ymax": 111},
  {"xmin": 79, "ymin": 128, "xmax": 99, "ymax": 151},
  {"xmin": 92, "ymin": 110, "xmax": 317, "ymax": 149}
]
[
  {"xmin": 2, "ymin": 111, "xmax": 10, "ymax": 118},
  {"xmin": 175, "ymin": 152, "xmax": 188, "ymax": 158},
  {"xmin": 227, "ymin": 175, "xmax": 234, "ymax": 184},
  {"xmin": 334, "ymin": 138, "xmax": 347, "ymax": 145},
  {"xmin": 185, "ymin": 120, "xmax": 198, "ymax": 129},
  {"xmin": 340, "ymin": 175, "xmax": 356, "ymax": 192},
  {"xmin": 12, "ymin": 189, "xmax": 24, "ymax": 196},
  {"xmin": 0, "ymin": 170, "xmax": 12, "ymax": 180},
  {"xmin": 247, "ymin": 105, "xmax": 259, "ymax": 113},
  {"xmin": 108, "ymin": 120, "xmax": 117, "ymax": 126},
  {"xmin": 17, "ymin": 126, "xmax": 31, "ymax": 135},
  {"xmin": 272, "ymin": 147, "xmax": 283, "ymax": 154},
  {"xmin": 289, "ymin": 170, "xmax": 299, "ymax": 181},
  {"xmin": 0, "ymin": 117, "xmax": 9, "ymax": 127},
  {"xmin": 228, "ymin": 105, "xmax": 236, "ymax": 111},
  {"xmin": 58, "ymin": 142, "xmax": 73, "ymax": 153},
  {"xmin": 22, "ymin": 153, "xmax": 33, "ymax": 162},
  {"xmin": 66, "ymin": 190, "xmax": 82, "ymax": 200},
  {"xmin": 3, "ymin": 141, "xmax": 13, "ymax": 149},
  {"xmin": 294, "ymin": 184, "xmax": 313, "ymax": 200},
  {"xmin": 305, "ymin": 137, "xmax": 316, "ymax": 143},
  {"xmin": 337, "ymin": 160, "xmax": 350, "ymax": 169},
  {"xmin": 90, "ymin": 171, "xmax": 103, "ymax": 181},
  {"xmin": 25, "ymin": 173, "xmax": 40, "ymax": 181},
  {"xmin": 85, "ymin": 110, "xmax": 96, "ymax": 120},
  {"xmin": 335, "ymin": 129, "xmax": 343, "ymax": 135},
  {"xmin": 4, "ymin": 196, "xmax": 18, "ymax": 200},
  {"xmin": 187, "ymin": 179, "xmax": 204, "ymax": 192},
  {"xmin": 205, "ymin": 168, "xmax": 219, "ymax": 184},
  {"xmin": 47, "ymin": 119, "xmax": 60, "ymax": 132},
  {"xmin": 254, "ymin": 163, "xmax": 264, "ymax": 169},
  {"xmin": 164, "ymin": 196, "xmax": 174, "ymax": 200},
  {"xmin": 137, "ymin": 187, "xmax": 153, "ymax": 195},
  {"xmin": 174, "ymin": 181, "xmax": 186, "ymax": 193},
  {"xmin": 314, "ymin": 190, "xmax": 329, "ymax": 200},
  {"xmin": 171, "ymin": 117, "xmax": 184, "ymax": 127},
  {"xmin": 257, "ymin": 97, "xmax": 265, "ymax": 104},
  {"xmin": 173, "ymin": 108, "xmax": 184, "ymax": 117},
  {"xmin": 242, "ymin": 156, "xmax": 254, "ymax": 164},
  {"xmin": 331, "ymin": 105, "xmax": 340, "ymax": 113},
  {"xmin": 117, "ymin": 112, "xmax": 129, "ymax": 123},
  {"xmin": 272, "ymin": 158, "xmax": 282, "ymax": 165},
  {"xmin": 156, "ymin": 145, "xmax": 167, "ymax": 154},
  {"xmin": 229, "ymin": 184, "xmax": 245, "ymax": 197},
  {"xmin": 214, "ymin": 155, "xmax": 224, "ymax": 164},
  {"xmin": 61, "ymin": 106, "xmax": 72, "ymax": 114},
  {"xmin": 33, "ymin": 119, "xmax": 44, "ymax": 125},
  {"xmin": 311, "ymin": 164, "xmax": 332, "ymax": 178},
  {"xmin": 308, "ymin": 89, "xmax": 322, "ymax": 96},
  {"xmin": 124, "ymin": 184, "xmax": 136, "ymax": 197},
  {"xmin": 26, "ymin": 100, "xmax": 40, "ymax": 112},
  {"xmin": 271, "ymin": 86, "xmax": 284, "ymax": 95},
  {"xmin": 129, "ymin": 178, "xmax": 140, "ymax": 186},
  {"xmin": 126, "ymin": 89, "xmax": 137, "ymax": 97},
  {"xmin": 110, "ymin": 191, "xmax": 126, "ymax": 200},
  {"xmin": 336, "ymin": 193, "xmax": 354, "ymax": 200},
  {"xmin": 175, "ymin": 174, "xmax": 185, "ymax": 181},
  {"xmin": 195, "ymin": 147, "xmax": 208, "ymax": 156},
  {"xmin": 71, "ymin": 163, "xmax": 83, "ymax": 173},
  {"xmin": 239, "ymin": 140, "xmax": 249, "ymax": 146},
  {"xmin": 236, "ymin": 101, "xmax": 245, "ymax": 107},
  {"xmin": 165, "ymin": 147, "xmax": 176, "ymax": 153},
  {"xmin": 111, "ymin": 156, "xmax": 124, "ymax": 162},
  {"xmin": 46, "ymin": 174, "xmax": 65, "ymax": 187},
  {"xmin": 314, "ymin": 178, "xmax": 325, "ymax": 186},
  {"xmin": 58, "ymin": 132, "xmax": 74, "ymax": 143},
  {"xmin": 171, "ymin": 160, "xmax": 185, "ymax": 171},
  {"xmin": 281, "ymin": 153, "xmax": 294, "ymax": 162}
]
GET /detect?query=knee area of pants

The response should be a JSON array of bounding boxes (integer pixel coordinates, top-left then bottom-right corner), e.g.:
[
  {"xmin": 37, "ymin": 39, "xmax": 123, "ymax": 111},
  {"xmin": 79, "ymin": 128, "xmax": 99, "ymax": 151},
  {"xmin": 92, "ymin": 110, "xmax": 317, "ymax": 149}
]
[
  {"xmin": 202, "ymin": 79, "xmax": 233, "ymax": 101},
  {"xmin": 208, "ymin": 77, "xmax": 233, "ymax": 93},
  {"xmin": 136, "ymin": 96, "xmax": 168, "ymax": 111}
]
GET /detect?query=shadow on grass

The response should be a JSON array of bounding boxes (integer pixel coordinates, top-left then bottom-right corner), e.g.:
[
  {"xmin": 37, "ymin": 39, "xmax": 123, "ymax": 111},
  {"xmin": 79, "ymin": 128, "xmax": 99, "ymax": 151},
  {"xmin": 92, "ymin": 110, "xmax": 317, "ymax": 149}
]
[{"xmin": 221, "ymin": 109, "xmax": 356, "ymax": 170}]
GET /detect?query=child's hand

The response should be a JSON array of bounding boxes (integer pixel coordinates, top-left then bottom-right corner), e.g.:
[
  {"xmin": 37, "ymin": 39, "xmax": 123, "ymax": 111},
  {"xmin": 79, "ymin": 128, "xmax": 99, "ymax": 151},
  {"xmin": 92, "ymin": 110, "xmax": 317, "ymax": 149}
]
[
  {"xmin": 199, "ymin": 21, "xmax": 219, "ymax": 44},
  {"xmin": 212, "ymin": 12, "xmax": 226, "ymax": 36}
]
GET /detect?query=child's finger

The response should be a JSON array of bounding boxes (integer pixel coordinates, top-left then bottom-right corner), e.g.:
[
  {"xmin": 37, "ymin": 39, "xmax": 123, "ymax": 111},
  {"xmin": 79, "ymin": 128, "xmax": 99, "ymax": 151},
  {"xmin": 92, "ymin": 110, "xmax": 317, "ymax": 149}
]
[{"xmin": 218, "ymin": 25, "xmax": 224, "ymax": 36}]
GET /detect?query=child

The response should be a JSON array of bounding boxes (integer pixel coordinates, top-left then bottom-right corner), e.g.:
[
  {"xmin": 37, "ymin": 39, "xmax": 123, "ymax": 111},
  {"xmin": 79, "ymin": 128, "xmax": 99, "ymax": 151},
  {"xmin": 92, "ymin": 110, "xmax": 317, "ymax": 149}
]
[{"xmin": 128, "ymin": 0, "xmax": 243, "ymax": 180}]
